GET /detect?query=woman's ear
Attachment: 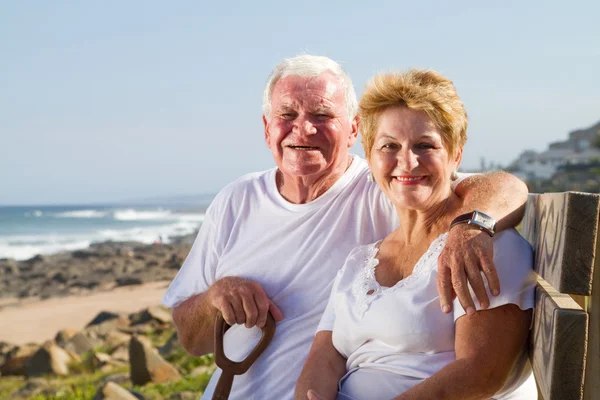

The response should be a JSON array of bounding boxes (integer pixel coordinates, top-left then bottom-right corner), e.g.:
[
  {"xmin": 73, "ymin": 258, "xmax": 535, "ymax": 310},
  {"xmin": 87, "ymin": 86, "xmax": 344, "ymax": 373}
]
[{"xmin": 453, "ymin": 146, "xmax": 464, "ymax": 171}]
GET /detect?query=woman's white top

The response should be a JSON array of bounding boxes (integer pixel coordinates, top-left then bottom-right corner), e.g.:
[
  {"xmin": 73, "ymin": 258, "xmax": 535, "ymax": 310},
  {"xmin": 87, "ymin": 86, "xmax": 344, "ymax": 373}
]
[{"xmin": 317, "ymin": 229, "xmax": 537, "ymax": 400}]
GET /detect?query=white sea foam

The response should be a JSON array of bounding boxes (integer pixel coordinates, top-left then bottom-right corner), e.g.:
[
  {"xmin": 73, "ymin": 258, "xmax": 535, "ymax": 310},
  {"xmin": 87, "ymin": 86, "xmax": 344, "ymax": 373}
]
[
  {"xmin": 0, "ymin": 212, "xmax": 205, "ymax": 261},
  {"xmin": 54, "ymin": 210, "xmax": 108, "ymax": 218},
  {"xmin": 24, "ymin": 210, "xmax": 44, "ymax": 217},
  {"xmin": 113, "ymin": 209, "xmax": 175, "ymax": 221}
]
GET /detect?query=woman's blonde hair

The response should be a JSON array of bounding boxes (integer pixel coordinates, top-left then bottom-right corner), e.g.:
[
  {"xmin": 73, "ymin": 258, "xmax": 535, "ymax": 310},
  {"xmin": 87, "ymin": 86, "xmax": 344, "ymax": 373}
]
[{"xmin": 359, "ymin": 69, "xmax": 467, "ymax": 159}]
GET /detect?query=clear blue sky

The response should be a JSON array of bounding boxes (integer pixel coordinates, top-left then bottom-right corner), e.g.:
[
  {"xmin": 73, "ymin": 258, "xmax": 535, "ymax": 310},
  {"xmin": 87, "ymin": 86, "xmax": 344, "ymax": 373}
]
[{"xmin": 2, "ymin": 1, "xmax": 599, "ymax": 205}]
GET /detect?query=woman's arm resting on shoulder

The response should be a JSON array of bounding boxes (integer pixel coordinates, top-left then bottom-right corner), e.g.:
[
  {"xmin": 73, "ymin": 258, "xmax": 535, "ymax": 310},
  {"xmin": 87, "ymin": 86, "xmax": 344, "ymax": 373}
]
[
  {"xmin": 439, "ymin": 172, "xmax": 529, "ymax": 313},
  {"xmin": 295, "ymin": 331, "xmax": 347, "ymax": 400},
  {"xmin": 393, "ymin": 305, "xmax": 532, "ymax": 400}
]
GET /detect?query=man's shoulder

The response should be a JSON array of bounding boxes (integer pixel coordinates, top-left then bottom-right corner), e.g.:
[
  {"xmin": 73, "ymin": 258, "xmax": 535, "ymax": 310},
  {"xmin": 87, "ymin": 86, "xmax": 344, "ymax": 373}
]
[{"xmin": 216, "ymin": 168, "xmax": 275, "ymax": 198}]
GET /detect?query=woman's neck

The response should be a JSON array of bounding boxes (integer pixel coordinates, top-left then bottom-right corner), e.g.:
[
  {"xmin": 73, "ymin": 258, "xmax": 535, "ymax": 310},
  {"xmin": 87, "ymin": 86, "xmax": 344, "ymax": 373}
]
[{"xmin": 392, "ymin": 194, "xmax": 459, "ymax": 245}]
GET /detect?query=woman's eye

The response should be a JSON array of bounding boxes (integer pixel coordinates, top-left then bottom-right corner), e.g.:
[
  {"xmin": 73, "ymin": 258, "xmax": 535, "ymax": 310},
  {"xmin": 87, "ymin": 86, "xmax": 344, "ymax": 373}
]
[
  {"xmin": 381, "ymin": 143, "xmax": 398, "ymax": 150},
  {"xmin": 417, "ymin": 143, "xmax": 434, "ymax": 149}
]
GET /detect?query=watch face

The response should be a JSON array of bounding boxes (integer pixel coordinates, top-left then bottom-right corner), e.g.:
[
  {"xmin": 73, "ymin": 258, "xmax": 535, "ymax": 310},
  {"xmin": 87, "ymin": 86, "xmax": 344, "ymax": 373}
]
[{"xmin": 473, "ymin": 212, "xmax": 495, "ymax": 228}]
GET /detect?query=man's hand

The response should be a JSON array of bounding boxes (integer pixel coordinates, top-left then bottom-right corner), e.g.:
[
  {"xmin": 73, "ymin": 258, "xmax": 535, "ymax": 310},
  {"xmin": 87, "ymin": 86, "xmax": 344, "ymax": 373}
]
[
  {"xmin": 437, "ymin": 226, "xmax": 500, "ymax": 314},
  {"xmin": 207, "ymin": 276, "xmax": 284, "ymax": 328}
]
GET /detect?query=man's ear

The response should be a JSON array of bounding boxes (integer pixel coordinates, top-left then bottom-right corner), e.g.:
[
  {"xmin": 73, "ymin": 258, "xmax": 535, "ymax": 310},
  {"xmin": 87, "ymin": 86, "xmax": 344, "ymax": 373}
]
[
  {"xmin": 348, "ymin": 115, "xmax": 359, "ymax": 148},
  {"xmin": 263, "ymin": 115, "xmax": 270, "ymax": 144}
]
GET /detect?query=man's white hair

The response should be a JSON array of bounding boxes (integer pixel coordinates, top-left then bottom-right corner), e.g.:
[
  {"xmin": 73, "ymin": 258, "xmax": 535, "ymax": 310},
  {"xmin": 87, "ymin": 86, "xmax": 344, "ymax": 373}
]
[{"xmin": 262, "ymin": 55, "xmax": 358, "ymax": 120}]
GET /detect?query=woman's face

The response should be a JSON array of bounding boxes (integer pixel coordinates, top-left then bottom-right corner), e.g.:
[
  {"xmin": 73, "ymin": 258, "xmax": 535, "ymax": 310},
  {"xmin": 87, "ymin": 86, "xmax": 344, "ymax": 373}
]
[{"xmin": 368, "ymin": 106, "xmax": 462, "ymax": 211}]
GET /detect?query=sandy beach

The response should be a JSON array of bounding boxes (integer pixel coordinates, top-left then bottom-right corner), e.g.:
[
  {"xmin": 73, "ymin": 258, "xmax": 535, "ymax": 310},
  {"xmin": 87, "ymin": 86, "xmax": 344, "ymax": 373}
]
[{"xmin": 0, "ymin": 281, "xmax": 172, "ymax": 345}]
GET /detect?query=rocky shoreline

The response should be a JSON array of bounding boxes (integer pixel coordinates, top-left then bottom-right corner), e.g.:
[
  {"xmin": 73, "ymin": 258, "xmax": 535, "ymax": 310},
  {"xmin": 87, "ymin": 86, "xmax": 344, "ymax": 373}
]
[
  {"xmin": 0, "ymin": 234, "xmax": 195, "ymax": 304},
  {"xmin": 0, "ymin": 234, "xmax": 218, "ymax": 399}
]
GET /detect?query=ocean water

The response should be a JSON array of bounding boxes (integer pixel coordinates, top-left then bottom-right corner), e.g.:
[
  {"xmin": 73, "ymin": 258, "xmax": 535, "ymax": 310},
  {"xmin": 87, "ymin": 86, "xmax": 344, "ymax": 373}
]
[{"xmin": 0, "ymin": 203, "xmax": 209, "ymax": 261}]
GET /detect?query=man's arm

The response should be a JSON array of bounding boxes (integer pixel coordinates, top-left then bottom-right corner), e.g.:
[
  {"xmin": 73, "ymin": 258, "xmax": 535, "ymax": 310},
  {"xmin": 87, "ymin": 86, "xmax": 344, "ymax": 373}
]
[
  {"xmin": 439, "ymin": 171, "xmax": 528, "ymax": 314},
  {"xmin": 173, "ymin": 292, "xmax": 216, "ymax": 356},
  {"xmin": 453, "ymin": 171, "xmax": 528, "ymax": 230}
]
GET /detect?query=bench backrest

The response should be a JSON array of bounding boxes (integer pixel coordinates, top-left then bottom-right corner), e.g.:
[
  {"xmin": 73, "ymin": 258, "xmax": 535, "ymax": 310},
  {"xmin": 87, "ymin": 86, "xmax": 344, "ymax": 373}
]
[{"xmin": 522, "ymin": 191, "xmax": 600, "ymax": 400}]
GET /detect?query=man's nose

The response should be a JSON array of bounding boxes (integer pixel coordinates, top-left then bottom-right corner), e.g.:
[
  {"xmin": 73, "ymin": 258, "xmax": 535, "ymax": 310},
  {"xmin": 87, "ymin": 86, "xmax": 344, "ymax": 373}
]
[{"xmin": 293, "ymin": 117, "xmax": 317, "ymax": 136}]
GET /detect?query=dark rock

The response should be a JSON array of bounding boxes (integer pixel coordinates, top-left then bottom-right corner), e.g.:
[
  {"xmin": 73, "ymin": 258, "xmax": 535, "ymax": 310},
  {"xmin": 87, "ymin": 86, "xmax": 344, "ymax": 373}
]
[
  {"xmin": 104, "ymin": 331, "xmax": 131, "ymax": 350},
  {"xmin": 26, "ymin": 340, "xmax": 72, "ymax": 377},
  {"xmin": 147, "ymin": 305, "xmax": 172, "ymax": 324},
  {"xmin": 0, "ymin": 344, "xmax": 39, "ymax": 376},
  {"xmin": 25, "ymin": 254, "xmax": 46, "ymax": 264},
  {"xmin": 64, "ymin": 332, "xmax": 101, "ymax": 355},
  {"xmin": 54, "ymin": 328, "xmax": 79, "ymax": 347},
  {"xmin": 72, "ymin": 250, "xmax": 98, "ymax": 259},
  {"xmin": 116, "ymin": 277, "xmax": 143, "ymax": 287},
  {"xmin": 51, "ymin": 272, "xmax": 69, "ymax": 284},
  {"xmin": 158, "ymin": 332, "xmax": 180, "ymax": 357},
  {"xmin": 129, "ymin": 335, "xmax": 181, "ymax": 386},
  {"xmin": 93, "ymin": 382, "xmax": 140, "ymax": 400},
  {"xmin": 87, "ymin": 311, "xmax": 121, "ymax": 327}
]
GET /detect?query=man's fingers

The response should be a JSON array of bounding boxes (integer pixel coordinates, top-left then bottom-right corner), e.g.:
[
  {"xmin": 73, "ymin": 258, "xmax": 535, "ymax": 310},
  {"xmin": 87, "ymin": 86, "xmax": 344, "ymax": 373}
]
[
  {"xmin": 437, "ymin": 265, "xmax": 454, "ymax": 313},
  {"xmin": 451, "ymin": 266, "xmax": 476, "ymax": 315},
  {"xmin": 218, "ymin": 301, "xmax": 237, "ymax": 326},
  {"xmin": 465, "ymin": 260, "xmax": 489, "ymax": 309},
  {"xmin": 268, "ymin": 300, "xmax": 284, "ymax": 322},
  {"xmin": 250, "ymin": 290, "xmax": 268, "ymax": 328},
  {"xmin": 240, "ymin": 289, "xmax": 259, "ymax": 328},
  {"xmin": 229, "ymin": 296, "xmax": 246, "ymax": 325},
  {"xmin": 481, "ymin": 254, "xmax": 500, "ymax": 296}
]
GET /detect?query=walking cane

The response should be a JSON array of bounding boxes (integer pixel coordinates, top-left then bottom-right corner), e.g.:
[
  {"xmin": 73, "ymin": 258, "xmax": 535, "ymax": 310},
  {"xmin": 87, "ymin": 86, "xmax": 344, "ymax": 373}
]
[{"xmin": 212, "ymin": 312, "xmax": 276, "ymax": 400}]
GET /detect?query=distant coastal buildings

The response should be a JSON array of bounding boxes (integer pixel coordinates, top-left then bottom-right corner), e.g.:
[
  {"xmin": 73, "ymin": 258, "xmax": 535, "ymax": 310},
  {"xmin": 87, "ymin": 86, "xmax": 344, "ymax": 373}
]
[{"xmin": 471, "ymin": 120, "xmax": 600, "ymax": 193}]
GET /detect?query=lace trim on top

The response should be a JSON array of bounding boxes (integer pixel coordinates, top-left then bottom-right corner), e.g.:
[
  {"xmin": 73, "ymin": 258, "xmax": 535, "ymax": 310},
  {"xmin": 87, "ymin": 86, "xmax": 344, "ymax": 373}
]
[{"xmin": 351, "ymin": 233, "xmax": 448, "ymax": 318}]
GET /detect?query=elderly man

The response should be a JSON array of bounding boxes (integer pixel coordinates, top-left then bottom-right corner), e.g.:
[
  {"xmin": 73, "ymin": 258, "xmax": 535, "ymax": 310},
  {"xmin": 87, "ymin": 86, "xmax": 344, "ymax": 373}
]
[{"xmin": 163, "ymin": 55, "xmax": 528, "ymax": 399}]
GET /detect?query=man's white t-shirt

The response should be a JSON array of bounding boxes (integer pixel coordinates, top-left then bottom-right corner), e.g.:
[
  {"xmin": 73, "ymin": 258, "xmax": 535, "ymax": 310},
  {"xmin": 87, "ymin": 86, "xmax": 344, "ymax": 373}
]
[
  {"xmin": 163, "ymin": 156, "xmax": 400, "ymax": 399},
  {"xmin": 162, "ymin": 155, "xmax": 468, "ymax": 399}
]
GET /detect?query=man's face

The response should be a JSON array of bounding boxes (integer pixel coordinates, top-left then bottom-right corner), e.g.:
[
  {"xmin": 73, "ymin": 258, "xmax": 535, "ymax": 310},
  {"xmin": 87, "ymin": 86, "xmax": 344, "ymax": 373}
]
[{"xmin": 263, "ymin": 73, "xmax": 358, "ymax": 181}]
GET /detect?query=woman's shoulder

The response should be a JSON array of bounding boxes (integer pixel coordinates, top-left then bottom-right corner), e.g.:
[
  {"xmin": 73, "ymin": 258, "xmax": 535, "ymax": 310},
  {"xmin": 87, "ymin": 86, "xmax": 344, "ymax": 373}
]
[{"xmin": 338, "ymin": 241, "xmax": 381, "ymax": 276}]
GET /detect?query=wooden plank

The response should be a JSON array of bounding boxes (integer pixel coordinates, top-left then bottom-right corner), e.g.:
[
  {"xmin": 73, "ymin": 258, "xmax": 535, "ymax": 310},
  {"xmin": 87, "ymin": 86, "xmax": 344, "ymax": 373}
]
[
  {"xmin": 530, "ymin": 277, "xmax": 588, "ymax": 400},
  {"xmin": 521, "ymin": 192, "xmax": 599, "ymax": 295},
  {"xmin": 583, "ymin": 209, "xmax": 600, "ymax": 400}
]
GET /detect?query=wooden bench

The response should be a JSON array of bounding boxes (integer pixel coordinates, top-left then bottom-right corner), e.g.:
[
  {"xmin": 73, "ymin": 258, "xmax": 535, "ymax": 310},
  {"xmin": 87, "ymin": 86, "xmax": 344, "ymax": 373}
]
[{"xmin": 521, "ymin": 191, "xmax": 600, "ymax": 400}]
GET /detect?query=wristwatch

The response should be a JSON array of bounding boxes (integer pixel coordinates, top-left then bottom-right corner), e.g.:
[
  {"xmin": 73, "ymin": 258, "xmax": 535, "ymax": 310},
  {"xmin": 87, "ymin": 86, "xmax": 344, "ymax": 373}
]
[{"xmin": 449, "ymin": 210, "xmax": 496, "ymax": 237}]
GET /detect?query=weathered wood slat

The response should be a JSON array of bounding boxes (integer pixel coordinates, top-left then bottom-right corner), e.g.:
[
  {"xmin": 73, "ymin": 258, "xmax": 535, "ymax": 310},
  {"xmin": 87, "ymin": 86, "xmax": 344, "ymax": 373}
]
[
  {"xmin": 529, "ymin": 277, "xmax": 588, "ymax": 400},
  {"xmin": 583, "ymin": 214, "xmax": 600, "ymax": 400},
  {"xmin": 521, "ymin": 192, "xmax": 599, "ymax": 295}
]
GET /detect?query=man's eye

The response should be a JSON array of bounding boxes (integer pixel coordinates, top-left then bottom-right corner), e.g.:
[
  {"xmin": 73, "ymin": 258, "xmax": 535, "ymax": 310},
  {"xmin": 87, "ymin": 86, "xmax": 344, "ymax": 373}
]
[
  {"xmin": 281, "ymin": 113, "xmax": 296, "ymax": 119},
  {"xmin": 315, "ymin": 113, "xmax": 331, "ymax": 119}
]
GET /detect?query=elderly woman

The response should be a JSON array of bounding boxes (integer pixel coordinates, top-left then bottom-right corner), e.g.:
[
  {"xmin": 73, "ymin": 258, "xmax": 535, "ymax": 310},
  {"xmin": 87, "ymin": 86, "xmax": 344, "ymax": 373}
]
[{"xmin": 295, "ymin": 70, "xmax": 536, "ymax": 400}]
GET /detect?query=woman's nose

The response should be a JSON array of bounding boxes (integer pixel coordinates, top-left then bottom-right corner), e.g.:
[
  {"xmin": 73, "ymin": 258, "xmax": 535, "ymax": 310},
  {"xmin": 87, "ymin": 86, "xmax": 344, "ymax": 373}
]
[{"xmin": 398, "ymin": 149, "xmax": 419, "ymax": 171}]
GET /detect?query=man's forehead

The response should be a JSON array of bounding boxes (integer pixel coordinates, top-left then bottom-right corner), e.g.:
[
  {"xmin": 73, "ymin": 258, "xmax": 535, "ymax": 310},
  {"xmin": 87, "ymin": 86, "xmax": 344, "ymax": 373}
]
[{"xmin": 274, "ymin": 73, "xmax": 343, "ymax": 97}]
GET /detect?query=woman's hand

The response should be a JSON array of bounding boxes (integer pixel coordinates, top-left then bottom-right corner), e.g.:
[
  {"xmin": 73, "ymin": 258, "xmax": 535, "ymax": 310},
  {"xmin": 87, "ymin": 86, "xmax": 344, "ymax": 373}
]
[{"xmin": 437, "ymin": 226, "xmax": 499, "ymax": 314}]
